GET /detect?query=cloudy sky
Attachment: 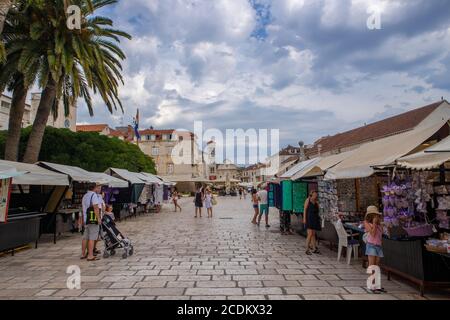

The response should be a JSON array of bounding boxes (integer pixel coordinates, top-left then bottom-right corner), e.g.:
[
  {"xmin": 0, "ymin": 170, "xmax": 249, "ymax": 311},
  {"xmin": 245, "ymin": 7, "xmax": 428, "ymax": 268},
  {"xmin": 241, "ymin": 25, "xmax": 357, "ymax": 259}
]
[{"xmin": 78, "ymin": 0, "xmax": 450, "ymax": 156}]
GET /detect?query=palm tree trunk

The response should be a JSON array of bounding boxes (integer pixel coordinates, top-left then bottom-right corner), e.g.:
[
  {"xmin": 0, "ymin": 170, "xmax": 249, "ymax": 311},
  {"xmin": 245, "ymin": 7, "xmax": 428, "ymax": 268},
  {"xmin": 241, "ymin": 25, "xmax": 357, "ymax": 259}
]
[
  {"xmin": 0, "ymin": 0, "xmax": 13, "ymax": 35},
  {"xmin": 4, "ymin": 81, "xmax": 27, "ymax": 161},
  {"xmin": 23, "ymin": 77, "xmax": 57, "ymax": 163}
]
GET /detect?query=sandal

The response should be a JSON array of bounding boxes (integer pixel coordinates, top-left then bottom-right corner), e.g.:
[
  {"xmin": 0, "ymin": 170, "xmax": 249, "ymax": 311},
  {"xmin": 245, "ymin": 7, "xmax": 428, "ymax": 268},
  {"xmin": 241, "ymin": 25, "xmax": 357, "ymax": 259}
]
[
  {"xmin": 376, "ymin": 288, "xmax": 388, "ymax": 293},
  {"xmin": 87, "ymin": 256, "xmax": 100, "ymax": 262},
  {"xmin": 305, "ymin": 250, "xmax": 312, "ymax": 255},
  {"xmin": 313, "ymin": 249, "xmax": 321, "ymax": 255},
  {"xmin": 80, "ymin": 255, "xmax": 88, "ymax": 260},
  {"xmin": 370, "ymin": 289, "xmax": 381, "ymax": 294}
]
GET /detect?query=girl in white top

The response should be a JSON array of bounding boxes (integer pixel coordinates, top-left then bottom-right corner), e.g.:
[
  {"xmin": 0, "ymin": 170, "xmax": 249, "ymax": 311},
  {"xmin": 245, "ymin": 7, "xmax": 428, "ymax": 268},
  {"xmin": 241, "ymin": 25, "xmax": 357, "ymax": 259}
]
[{"xmin": 205, "ymin": 188, "xmax": 213, "ymax": 218}]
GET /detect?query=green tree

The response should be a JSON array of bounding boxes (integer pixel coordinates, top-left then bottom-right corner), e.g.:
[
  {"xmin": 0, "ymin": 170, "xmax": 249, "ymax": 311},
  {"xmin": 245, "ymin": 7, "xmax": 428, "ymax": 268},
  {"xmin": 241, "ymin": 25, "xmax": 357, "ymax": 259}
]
[
  {"xmin": 0, "ymin": 127, "xmax": 156, "ymax": 173},
  {"xmin": 1, "ymin": 0, "xmax": 129, "ymax": 163}
]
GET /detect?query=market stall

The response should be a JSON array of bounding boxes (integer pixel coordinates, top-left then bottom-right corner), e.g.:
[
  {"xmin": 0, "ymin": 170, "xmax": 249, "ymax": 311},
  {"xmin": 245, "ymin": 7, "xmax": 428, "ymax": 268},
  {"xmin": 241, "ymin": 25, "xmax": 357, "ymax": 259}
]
[
  {"xmin": 316, "ymin": 121, "xmax": 450, "ymax": 295},
  {"xmin": 37, "ymin": 162, "xmax": 101, "ymax": 242},
  {"xmin": 0, "ymin": 160, "xmax": 69, "ymax": 252},
  {"xmin": 105, "ymin": 168, "xmax": 147, "ymax": 220}
]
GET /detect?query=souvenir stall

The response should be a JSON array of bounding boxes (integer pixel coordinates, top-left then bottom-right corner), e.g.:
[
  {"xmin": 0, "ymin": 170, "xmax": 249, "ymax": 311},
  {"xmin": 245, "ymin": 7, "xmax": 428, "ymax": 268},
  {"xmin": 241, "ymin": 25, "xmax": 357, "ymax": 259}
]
[
  {"xmin": 140, "ymin": 172, "xmax": 173, "ymax": 213},
  {"xmin": 38, "ymin": 162, "xmax": 100, "ymax": 242},
  {"xmin": 322, "ymin": 123, "xmax": 450, "ymax": 295},
  {"xmin": 0, "ymin": 160, "xmax": 69, "ymax": 252},
  {"xmin": 105, "ymin": 168, "xmax": 146, "ymax": 220}
]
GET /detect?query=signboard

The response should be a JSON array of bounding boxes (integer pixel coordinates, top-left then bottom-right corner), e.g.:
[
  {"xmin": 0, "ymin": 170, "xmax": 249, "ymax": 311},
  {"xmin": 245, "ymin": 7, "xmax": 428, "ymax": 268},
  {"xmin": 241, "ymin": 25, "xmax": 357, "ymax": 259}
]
[
  {"xmin": 0, "ymin": 178, "xmax": 12, "ymax": 223},
  {"xmin": 281, "ymin": 180, "xmax": 293, "ymax": 211}
]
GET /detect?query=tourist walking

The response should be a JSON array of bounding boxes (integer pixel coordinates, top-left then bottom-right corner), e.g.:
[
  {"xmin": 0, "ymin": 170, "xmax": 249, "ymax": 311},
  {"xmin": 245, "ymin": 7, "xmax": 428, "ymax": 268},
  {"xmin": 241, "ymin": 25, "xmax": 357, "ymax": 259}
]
[
  {"xmin": 304, "ymin": 191, "xmax": 321, "ymax": 255},
  {"xmin": 239, "ymin": 187, "xmax": 243, "ymax": 200},
  {"xmin": 205, "ymin": 187, "xmax": 214, "ymax": 218},
  {"xmin": 80, "ymin": 184, "xmax": 102, "ymax": 261},
  {"xmin": 364, "ymin": 205, "xmax": 387, "ymax": 294},
  {"xmin": 172, "ymin": 187, "xmax": 182, "ymax": 212},
  {"xmin": 251, "ymin": 189, "xmax": 259, "ymax": 224},
  {"xmin": 194, "ymin": 185, "xmax": 204, "ymax": 218},
  {"xmin": 257, "ymin": 187, "xmax": 270, "ymax": 228}
]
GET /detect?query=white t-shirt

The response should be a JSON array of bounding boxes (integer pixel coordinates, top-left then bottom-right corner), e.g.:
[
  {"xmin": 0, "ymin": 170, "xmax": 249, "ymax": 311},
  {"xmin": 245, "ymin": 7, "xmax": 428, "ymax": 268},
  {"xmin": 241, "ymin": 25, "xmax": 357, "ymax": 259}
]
[
  {"xmin": 257, "ymin": 190, "xmax": 268, "ymax": 205},
  {"xmin": 82, "ymin": 191, "xmax": 101, "ymax": 223}
]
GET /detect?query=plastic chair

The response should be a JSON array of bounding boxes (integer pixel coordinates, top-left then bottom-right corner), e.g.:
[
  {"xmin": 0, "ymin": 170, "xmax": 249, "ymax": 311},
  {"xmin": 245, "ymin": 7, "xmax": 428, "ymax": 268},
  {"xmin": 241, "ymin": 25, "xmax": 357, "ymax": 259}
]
[{"xmin": 333, "ymin": 220, "xmax": 360, "ymax": 265}]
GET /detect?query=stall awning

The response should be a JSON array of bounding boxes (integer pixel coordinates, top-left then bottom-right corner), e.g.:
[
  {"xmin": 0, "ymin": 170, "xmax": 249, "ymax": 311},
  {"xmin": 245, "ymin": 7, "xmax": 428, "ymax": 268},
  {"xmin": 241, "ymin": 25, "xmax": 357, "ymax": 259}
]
[
  {"xmin": 140, "ymin": 172, "xmax": 165, "ymax": 185},
  {"xmin": 106, "ymin": 168, "xmax": 145, "ymax": 185},
  {"xmin": 281, "ymin": 158, "xmax": 321, "ymax": 179},
  {"xmin": 156, "ymin": 175, "xmax": 176, "ymax": 186},
  {"xmin": 39, "ymin": 162, "xmax": 98, "ymax": 183},
  {"xmin": 90, "ymin": 172, "xmax": 128, "ymax": 188},
  {"xmin": 325, "ymin": 122, "xmax": 447, "ymax": 180},
  {"xmin": 0, "ymin": 160, "xmax": 69, "ymax": 185},
  {"xmin": 290, "ymin": 150, "xmax": 356, "ymax": 180},
  {"xmin": 0, "ymin": 162, "xmax": 27, "ymax": 180},
  {"xmin": 397, "ymin": 135, "xmax": 450, "ymax": 170}
]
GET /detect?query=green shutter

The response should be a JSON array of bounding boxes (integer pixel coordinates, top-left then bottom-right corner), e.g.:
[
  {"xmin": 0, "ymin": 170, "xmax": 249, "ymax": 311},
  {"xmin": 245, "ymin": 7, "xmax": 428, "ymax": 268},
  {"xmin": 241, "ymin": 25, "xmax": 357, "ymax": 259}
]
[
  {"xmin": 293, "ymin": 182, "xmax": 308, "ymax": 213},
  {"xmin": 281, "ymin": 180, "xmax": 293, "ymax": 211},
  {"xmin": 268, "ymin": 183, "xmax": 275, "ymax": 207}
]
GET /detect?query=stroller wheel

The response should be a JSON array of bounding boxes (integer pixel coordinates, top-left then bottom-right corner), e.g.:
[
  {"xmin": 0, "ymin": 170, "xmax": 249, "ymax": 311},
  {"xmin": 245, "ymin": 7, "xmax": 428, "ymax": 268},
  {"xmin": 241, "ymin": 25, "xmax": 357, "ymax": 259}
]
[
  {"xmin": 103, "ymin": 252, "xmax": 110, "ymax": 259},
  {"xmin": 122, "ymin": 252, "xmax": 128, "ymax": 259},
  {"xmin": 110, "ymin": 249, "xmax": 116, "ymax": 256}
]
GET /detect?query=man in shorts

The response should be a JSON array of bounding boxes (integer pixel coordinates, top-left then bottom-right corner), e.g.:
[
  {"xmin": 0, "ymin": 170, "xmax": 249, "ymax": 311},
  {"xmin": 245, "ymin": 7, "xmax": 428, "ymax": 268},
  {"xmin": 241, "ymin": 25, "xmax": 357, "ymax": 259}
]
[
  {"xmin": 80, "ymin": 184, "xmax": 101, "ymax": 261},
  {"xmin": 257, "ymin": 186, "xmax": 270, "ymax": 228}
]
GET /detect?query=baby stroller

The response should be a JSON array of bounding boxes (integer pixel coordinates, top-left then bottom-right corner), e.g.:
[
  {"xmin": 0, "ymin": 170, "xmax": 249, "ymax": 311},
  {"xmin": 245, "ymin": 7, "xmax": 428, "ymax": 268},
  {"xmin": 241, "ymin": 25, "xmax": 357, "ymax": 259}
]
[{"xmin": 100, "ymin": 214, "xmax": 134, "ymax": 259}]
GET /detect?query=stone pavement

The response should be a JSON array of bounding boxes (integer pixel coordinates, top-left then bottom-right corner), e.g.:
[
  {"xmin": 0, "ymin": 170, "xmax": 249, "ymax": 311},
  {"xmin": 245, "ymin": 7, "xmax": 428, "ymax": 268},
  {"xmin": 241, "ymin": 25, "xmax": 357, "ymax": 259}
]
[{"xmin": 0, "ymin": 196, "xmax": 448, "ymax": 300}]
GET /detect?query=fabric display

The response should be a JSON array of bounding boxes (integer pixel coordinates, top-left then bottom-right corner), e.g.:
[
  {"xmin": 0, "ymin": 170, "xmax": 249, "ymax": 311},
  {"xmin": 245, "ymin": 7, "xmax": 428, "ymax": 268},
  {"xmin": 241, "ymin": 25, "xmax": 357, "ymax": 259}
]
[
  {"xmin": 337, "ymin": 180, "xmax": 357, "ymax": 213},
  {"xmin": 317, "ymin": 177, "xmax": 339, "ymax": 222},
  {"xmin": 357, "ymin": 177, "xmax": 381, "ymax": 212},
  {"xmin": 436, "ymin": 211, "xmax": 449, "ymax": 229},
  {"xmin": 381, "ymin": 175, "xmax": 415, "ymax": 229}
]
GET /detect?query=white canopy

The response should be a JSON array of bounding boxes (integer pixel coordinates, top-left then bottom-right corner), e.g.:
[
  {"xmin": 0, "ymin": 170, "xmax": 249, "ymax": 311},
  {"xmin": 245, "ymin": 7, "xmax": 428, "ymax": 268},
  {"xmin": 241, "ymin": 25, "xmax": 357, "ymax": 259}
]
[
  {"xmin": 325, "ymin": 123, "xmax": 446, "ymax": 180},
  {"xmin": 139, "ymin": 172, "xmax": 165, "ymax": 185},
  {"xmin": 90, "ymin": 172, "xmax": 128, "ymax": 188},
  {"xmin": 290, "ymin": 150, "xmax": 355, "ymax": 180},
  {"xmin": 0, "ymin": 160, "xmax": 69, "ymax": 186},
  {"xmin": 0, "ymin": 162, "xmax": 27, "ymax": 180},
  {"xmin": 106, "ymin": 168, "xmax": 145, "ymax": 185},
  {"xmin": 397, "ymin": 135, "xmax": 450, "ymax": 170},
  {"xmin": 39, "ymin": 162, "xmax": 98, "ymax": 183},
  {"xmin": 281, "ymin": 158, "xmax": 321, "ymax": 179}
]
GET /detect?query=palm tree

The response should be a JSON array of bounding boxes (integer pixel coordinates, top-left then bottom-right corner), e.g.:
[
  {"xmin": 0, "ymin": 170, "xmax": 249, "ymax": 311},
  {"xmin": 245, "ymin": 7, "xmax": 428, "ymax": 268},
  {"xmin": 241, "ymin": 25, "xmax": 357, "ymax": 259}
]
[
  {"xmin": 2, "ymin": 0, "xmax": 129, "ymax": 163},
  {"xmin": 0, "ymin": 0, "xmax": 13, "ymax": 36}
]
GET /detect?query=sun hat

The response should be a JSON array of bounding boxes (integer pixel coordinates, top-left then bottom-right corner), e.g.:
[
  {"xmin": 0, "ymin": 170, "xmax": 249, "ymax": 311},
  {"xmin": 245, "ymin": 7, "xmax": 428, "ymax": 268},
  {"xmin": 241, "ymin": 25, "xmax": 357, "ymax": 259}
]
[{"xmin": 366, "ymin": 205, "xmax": 382, "ymax": 216}]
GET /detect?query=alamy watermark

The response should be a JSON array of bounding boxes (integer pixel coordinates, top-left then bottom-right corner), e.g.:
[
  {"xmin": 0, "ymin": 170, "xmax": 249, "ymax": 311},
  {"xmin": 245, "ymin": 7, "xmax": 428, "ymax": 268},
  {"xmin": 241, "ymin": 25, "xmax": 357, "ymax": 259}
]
[
  {"xmin": 66, "ymin": 5, "xmax": 81, "ymax": 30},
  {"xmin": 66, "ymin": 265, "xmax": 81, "ymax": 290},
  {"xmin": 367, "ymin": 5, "xmax": 382, "ymax": 30},
  {"xmin": 169, "ymin": 121, "xmax": 281, "ymax": 175}
]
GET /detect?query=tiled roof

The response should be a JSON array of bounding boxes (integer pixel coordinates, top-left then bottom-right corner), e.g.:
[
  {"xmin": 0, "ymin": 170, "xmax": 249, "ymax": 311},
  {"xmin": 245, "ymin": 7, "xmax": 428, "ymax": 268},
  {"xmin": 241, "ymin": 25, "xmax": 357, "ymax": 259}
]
[
  {"xmin": 306, "ymin": 101, "xmax": 444, "ymax": 156},
  {"xmin": 139, "ymin": 129, "xmax": 175, "ymax": 135},
  {"xmin": 76, "ymin": 124, "xmax": 109, "ymax": 132}
]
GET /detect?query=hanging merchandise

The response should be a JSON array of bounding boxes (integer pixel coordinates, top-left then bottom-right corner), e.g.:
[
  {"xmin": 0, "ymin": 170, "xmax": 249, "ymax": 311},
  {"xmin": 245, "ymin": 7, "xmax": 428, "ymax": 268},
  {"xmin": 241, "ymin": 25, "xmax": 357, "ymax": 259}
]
[
  {"xmin": 281, "ymin": 180, "xmax": 293, "ymax": 211},
  {"xmin": 292, "ymin": 182, "xmax": 308, "ymax": 214},
  {"xmin": 381, "ymin": 171, "xmax": 435, "ymax": 238},
  {"xmin": 317, "ymin": 177, "xmax": 338, "ymax": 223},
  {"xmin": 337, "ymin": 180, "xmax": 357, "ymax": 213}
]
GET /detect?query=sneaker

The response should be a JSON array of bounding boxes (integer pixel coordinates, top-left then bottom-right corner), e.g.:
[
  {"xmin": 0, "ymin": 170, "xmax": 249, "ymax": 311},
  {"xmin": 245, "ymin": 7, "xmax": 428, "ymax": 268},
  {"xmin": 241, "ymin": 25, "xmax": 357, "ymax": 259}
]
[
  {"xmin": 313, "ymin": 249, "xmax": 321, "ymax": 255},
  {"xmin": 305, "ymin": 250, "xmax": 312, "ymax": 255},
  {"xmin": 370, "ymin": 289, "xmax": 381, "ymax": 294},
  {"xmin": 265, "ymin": 224, "xmax": 270, "ymax": 228}
]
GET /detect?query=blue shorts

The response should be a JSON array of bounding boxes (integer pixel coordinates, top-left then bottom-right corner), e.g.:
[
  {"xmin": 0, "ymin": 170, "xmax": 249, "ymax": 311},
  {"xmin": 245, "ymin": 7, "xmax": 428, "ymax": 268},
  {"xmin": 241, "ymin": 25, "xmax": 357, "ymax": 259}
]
[
  {"xmin": 366, "ymin": 243, "xmax": 384, "ymax": 258},
  {"xmin": 259, "ymin": 204, "xmax": 269, "ymax": 215}
]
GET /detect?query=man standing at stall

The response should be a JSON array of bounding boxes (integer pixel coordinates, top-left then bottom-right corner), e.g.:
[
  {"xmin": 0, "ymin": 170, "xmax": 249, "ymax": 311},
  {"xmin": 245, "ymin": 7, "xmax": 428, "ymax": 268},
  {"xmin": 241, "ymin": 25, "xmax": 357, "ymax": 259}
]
[{"xmin": 80, "ymin": 184, "xmax": 102, "ymax": 261}]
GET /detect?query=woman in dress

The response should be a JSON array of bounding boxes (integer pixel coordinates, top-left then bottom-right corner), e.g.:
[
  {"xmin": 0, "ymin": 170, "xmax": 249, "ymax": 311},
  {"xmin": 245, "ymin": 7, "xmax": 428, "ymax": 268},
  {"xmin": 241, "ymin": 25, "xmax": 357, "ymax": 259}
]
[
  {"xmin": 251, "ymin": 189, "xmax": 260, "ymax": 224},
  {"xmin": 172, "ymin": 187, "xmax": 182, "ymax": 212},
  {"xmin": 194, "ymin": 184, "xmax": 204, "ymax": 218},
  {"xmin": 205, "ymin": 187, "xmax": 213, "ymax": 218},
  {"xmin": 303, "ymin": 191, "xmax": 321, "ymax": 255}
]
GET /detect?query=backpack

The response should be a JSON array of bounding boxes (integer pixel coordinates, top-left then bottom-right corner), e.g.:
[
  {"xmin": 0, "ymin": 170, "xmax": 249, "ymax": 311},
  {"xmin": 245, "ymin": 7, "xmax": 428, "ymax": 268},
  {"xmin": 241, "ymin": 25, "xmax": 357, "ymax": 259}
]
[{"xmin": 85, "ymin": 193, "xmax": 98, "ymax": 225}]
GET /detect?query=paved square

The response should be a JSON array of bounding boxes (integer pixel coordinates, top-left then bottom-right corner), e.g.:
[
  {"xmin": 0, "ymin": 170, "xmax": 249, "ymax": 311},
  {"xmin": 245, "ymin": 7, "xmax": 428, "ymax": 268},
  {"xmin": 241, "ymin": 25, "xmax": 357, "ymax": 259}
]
[{"xmin": 0, "ymin": 197, "xmax": 448, "ymax": 300}]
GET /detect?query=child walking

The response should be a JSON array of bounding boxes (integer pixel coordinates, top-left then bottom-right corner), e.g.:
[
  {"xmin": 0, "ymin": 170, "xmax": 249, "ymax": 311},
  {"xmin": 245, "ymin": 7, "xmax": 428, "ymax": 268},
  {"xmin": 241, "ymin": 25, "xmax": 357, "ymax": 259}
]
[{"xmin": 364, "ymin": 205, "xmax": 387, "ymax": 294}]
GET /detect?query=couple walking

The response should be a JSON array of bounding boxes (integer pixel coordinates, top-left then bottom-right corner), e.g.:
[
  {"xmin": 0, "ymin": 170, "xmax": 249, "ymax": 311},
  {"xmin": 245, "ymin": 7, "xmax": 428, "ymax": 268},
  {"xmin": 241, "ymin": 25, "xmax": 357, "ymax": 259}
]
[
  {"xmin": 194, "ymin": 185, "xmax": 215, "ymax": 218},
  {"xmin": 251, "ymin": 187, "xmax": 270, "ymax": 228}
]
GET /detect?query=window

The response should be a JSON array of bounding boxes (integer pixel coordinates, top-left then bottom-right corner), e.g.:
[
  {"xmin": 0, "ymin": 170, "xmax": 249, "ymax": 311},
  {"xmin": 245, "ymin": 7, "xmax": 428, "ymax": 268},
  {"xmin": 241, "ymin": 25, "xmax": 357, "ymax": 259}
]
[
  {"xmin": 179, "ymin": 136, "xmax": 184, "ymax": 142},
  {"xmin": 152, "ymin": 146, "xmax": 159, "ymax": 156},
  {"xmin": 1, "ymin": 101, "xmax": 11, "ymax": 111},
  {"xmin": 167, "ymin": 164, "xmax": 174, "ymax": 174}
]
